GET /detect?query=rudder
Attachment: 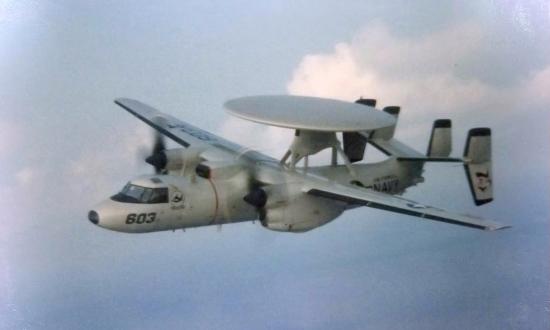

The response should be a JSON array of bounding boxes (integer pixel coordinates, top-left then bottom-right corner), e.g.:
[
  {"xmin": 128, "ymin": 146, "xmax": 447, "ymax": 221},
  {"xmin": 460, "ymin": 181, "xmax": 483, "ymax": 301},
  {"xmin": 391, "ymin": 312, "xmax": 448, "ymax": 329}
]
[{"xmin": 464, "ymin": 128, "xmax": 493, "ymax": 206}]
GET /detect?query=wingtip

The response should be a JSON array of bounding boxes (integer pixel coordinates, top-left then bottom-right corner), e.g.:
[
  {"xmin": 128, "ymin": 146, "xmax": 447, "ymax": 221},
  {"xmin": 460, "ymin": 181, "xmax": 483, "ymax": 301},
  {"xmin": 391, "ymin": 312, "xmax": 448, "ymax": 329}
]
[
  {"xmin": 486, "ymin": 224, "xmax": 512, "ymax": 231},
  {"xmin": 114, "ymin": 97, "xmax": 132, "ymax": 105}
]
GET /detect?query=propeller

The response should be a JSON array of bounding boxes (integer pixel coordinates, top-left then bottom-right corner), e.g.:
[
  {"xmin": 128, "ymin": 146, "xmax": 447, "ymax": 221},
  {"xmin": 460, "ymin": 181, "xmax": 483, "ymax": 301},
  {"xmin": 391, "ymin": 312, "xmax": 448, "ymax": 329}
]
[
  {"xmin": 145, "ymin": 132, "xmax": 167, "ymax": 174},
  {"xmin": 244, "ymin": 186, "xmax": 268, "ymax": 222},
  {"xmin": 243, "ymin": 164, "xmax": 269, "ymax": 221}
]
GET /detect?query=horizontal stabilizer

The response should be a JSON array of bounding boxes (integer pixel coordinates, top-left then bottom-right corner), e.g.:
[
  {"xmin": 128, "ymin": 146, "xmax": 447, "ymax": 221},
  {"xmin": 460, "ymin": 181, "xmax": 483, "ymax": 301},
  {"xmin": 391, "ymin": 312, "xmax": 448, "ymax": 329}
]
[
  {"xmin": 397, "ymin": 157, "xmax": 463, "ymax": 162},
  {"xmin": 368, "ymin": 138, "xmax": 425, "ymax": 158}
]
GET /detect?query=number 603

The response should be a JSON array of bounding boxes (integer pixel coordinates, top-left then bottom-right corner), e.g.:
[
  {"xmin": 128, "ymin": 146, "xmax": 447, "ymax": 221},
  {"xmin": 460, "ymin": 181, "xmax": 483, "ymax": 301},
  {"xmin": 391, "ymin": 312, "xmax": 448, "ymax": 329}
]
[{"xmin": 126, "ymin": 213, "xmax": 156, "ymax": 224}]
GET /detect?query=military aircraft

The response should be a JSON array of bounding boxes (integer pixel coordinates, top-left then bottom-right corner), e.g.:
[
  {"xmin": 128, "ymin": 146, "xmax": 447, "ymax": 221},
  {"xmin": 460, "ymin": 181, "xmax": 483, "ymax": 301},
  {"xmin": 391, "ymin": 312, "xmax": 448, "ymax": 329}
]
[{"xmin": 88, "ymin": 95, "xmax": 508, "ymax": 233}]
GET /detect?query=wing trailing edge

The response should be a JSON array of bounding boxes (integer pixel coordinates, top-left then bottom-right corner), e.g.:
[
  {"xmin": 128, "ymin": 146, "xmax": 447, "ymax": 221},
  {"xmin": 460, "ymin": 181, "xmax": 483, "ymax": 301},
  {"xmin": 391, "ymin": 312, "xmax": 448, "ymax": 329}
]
[{"xmin": 304, "ymin": 182, "xmax": 509, "ymax": 231}]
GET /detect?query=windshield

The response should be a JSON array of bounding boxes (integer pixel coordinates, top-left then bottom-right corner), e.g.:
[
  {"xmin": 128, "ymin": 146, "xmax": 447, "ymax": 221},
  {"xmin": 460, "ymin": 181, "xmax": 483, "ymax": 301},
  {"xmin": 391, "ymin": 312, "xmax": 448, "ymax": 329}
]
[{"xmin": 111, "ymin": 183, "xmax": 169, "ymax": 204}]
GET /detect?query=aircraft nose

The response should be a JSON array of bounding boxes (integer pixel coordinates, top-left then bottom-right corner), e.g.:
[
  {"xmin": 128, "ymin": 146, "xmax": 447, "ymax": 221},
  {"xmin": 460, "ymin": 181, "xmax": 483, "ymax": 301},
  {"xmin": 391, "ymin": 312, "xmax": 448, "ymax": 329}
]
[{"xmin": 88, "ymin": 210, "xmax": 99, "ymax": 225}]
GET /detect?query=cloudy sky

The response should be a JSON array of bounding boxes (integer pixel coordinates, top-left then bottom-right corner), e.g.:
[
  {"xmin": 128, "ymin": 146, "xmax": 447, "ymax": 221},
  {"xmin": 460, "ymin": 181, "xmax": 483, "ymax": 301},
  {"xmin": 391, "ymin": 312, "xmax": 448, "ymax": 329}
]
[{"xmin": 1, "ymin": 1, "xmax": 549, "ymax": 329}]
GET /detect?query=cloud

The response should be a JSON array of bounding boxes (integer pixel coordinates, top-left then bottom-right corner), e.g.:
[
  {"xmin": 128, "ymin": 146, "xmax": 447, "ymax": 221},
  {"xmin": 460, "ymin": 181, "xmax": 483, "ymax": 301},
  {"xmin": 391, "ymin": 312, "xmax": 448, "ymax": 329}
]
[
  {"xmin": 66, "ymin": 123, "xmax": 152, "ymax": 202},
  {"xmin": 287, "ymin": 22, "xmax": 550, "ymax": 149},
  {"xmin": 1, "ymin": 121, "xmax": 154, "ymax": 229},
  {"xmin": 525, "ymin": 65, "xmax": 550, "ymax": 103},
  {"xmin": 350, "ymin": 23, "xmax": 484, "ymax": 81},
  {"xmin": 220, "ymin": 22, "xmax": 550, "ymax": 159},
  {"xmin": 289, "ymin": 23, "xmax": 490, "ymax": 113},
  {"xmin": 15, "ymin": 166, "xmax": 38, "ymax": 186},
  {"xmin": 287, "ymin": 22, "xmax": 549, "ymax": 116}
]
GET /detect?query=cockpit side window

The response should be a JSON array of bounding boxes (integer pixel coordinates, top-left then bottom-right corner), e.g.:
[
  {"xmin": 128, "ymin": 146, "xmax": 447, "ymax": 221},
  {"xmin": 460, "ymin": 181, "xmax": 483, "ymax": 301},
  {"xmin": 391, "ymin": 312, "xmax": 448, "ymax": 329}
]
[
  {"xmin": 149, "ymin": 188, "xmax": 168, "ymax": 204},
  {"xmin": 111, "ymin": 184, "xmax": 169, "ymax": 204}
]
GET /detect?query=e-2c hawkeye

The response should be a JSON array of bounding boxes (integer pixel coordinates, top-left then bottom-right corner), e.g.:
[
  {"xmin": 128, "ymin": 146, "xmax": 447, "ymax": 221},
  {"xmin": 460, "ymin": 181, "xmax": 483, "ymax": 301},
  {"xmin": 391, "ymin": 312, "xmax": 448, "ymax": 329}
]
[{"xmin": 88, "ymin": 95, "xmax": 508, "ymax": 233}]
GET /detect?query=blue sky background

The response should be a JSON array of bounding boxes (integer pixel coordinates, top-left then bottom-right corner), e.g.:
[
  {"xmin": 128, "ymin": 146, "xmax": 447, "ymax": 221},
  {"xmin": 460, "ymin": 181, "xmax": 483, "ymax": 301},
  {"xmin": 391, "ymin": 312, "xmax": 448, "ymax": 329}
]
[{"xmin": 1, "ymin": 1, "xmax": 549, "ymax": 329}]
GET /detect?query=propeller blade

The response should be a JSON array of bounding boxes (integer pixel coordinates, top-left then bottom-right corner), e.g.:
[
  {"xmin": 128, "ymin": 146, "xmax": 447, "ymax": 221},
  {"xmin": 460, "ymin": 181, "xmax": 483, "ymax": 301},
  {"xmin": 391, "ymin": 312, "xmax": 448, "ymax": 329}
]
[
  {"xmin": 152, "ymin": 132, "xmax": 165, "ymax": 156},
  {"xmin": 146, "ymin": 132, "xmax": 167, "ymax": 174},
  {"xmin": 145, "ymin": 152, "xmax": 167, "ymax": 173},
  {"xmin": 243, "ymin": 188, "xmax": 267, "ymax": 208},
  {"xmin": 243, "ymin": 164, "xmax": 269, "ymax": 221}
]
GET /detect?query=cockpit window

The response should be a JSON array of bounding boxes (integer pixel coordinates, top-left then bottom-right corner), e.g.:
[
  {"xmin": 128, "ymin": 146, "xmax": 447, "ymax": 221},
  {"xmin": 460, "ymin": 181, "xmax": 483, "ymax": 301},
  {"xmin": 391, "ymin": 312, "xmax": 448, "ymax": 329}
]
[
  {"xmin": 149, "ymin": 188, "xmax": 167, "ymax": 203},
  {"xmin": 141, "ymin": 188, "xmax": 153, "ymax": 202},
  {"xmin": 111, "ymin": 183, "xmax": 169, "ymax": 204}
]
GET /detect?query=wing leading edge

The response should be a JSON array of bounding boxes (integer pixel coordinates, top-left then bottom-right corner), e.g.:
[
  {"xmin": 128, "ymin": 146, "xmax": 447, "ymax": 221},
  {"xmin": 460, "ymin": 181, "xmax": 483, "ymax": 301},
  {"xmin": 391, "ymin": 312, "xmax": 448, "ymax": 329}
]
[
  {"xmin": 115, "ymin": 98, "xmax": 283, "ymax": 164},
  {"xmin": 115, "ymin": 98, "xmax": 241, "ymax": 150},
  {"xmin": 304, "ymin": 182, "xmax": 509, "ymax": 231}
]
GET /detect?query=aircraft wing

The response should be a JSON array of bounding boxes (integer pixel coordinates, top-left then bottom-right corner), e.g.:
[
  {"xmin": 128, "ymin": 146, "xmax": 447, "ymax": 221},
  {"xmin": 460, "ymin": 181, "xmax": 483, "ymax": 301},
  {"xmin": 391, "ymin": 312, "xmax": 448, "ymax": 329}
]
[
  {"xmin": 304, "ymin": 180, "xmax": 509, "ymax": 231},
  {"xmin": 115, "ymin": 98, "xmax": 272, "ymax": 162}
]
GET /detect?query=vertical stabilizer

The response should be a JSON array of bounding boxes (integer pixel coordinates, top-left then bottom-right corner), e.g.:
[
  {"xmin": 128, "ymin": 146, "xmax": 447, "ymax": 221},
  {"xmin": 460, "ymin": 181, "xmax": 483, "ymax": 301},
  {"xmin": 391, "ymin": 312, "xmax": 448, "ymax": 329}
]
[
  {"xmin": 427, "ymin": 119, "xmax": 452, "ymax": 157},
  {"xmin": 343, "ymin": 98, "xmax": 401, "ymax": 162},
  {"xmin": 464, "ymin": 128, "xmax": 493, "ymax": 205},
  {"xmin": 371, "ymin": 106, "xmax": 400, "ymax": 140},
  {"xmin": 343, "ymin": 98, "xmax": 377, "ymax": 163}
]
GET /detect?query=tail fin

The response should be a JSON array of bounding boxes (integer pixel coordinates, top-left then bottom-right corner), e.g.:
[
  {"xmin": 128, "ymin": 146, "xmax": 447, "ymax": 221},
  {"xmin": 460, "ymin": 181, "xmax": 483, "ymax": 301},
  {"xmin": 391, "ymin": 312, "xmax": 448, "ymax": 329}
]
[
  {"xmin": 343, "ymin": 98, "xmax": 401, "ymax": 163},
  {"xmin": 464, "ymin": 128, "xmax": 493, "ymax": 206},
  {"xmin": 395, "ymin": 118, "xmax": 460, "ymax": 162},
  {"xmin": 343, "ymin": 98, "xmax": 377, "ymax": 163},
  {"xmin": 371, "ymin": 106, "xmax": 400, "ymax": 140},
  {"xmin": 427, "ymin": 119, "xmax": 451, "ymax": 157}
]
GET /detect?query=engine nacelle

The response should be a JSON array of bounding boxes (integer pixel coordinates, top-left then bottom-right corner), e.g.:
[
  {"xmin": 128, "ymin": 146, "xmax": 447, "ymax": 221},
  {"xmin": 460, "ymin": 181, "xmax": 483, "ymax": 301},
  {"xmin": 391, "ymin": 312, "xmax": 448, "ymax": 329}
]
[
  {"xmin": 162, "ymin": 148, "xmax": 203, "ymax": 173},
  {"xmin": 261, "ymin": 194, "xmax": 345, "ymax": 233}
]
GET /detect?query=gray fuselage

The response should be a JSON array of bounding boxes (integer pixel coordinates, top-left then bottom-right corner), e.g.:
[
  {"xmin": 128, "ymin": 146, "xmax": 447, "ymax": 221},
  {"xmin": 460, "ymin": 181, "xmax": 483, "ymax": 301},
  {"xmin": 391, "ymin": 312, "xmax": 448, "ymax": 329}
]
[{"xmin": 89, "ymin": 155, "xmax": 425, "ymax": 233}]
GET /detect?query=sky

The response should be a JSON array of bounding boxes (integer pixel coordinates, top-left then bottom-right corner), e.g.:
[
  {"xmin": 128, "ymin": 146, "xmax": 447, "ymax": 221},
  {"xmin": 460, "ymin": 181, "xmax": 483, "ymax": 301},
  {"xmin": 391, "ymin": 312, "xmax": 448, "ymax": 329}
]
[{"xmin": 1, "ymin": 0, "xmax": 549, "ymax": 329}]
